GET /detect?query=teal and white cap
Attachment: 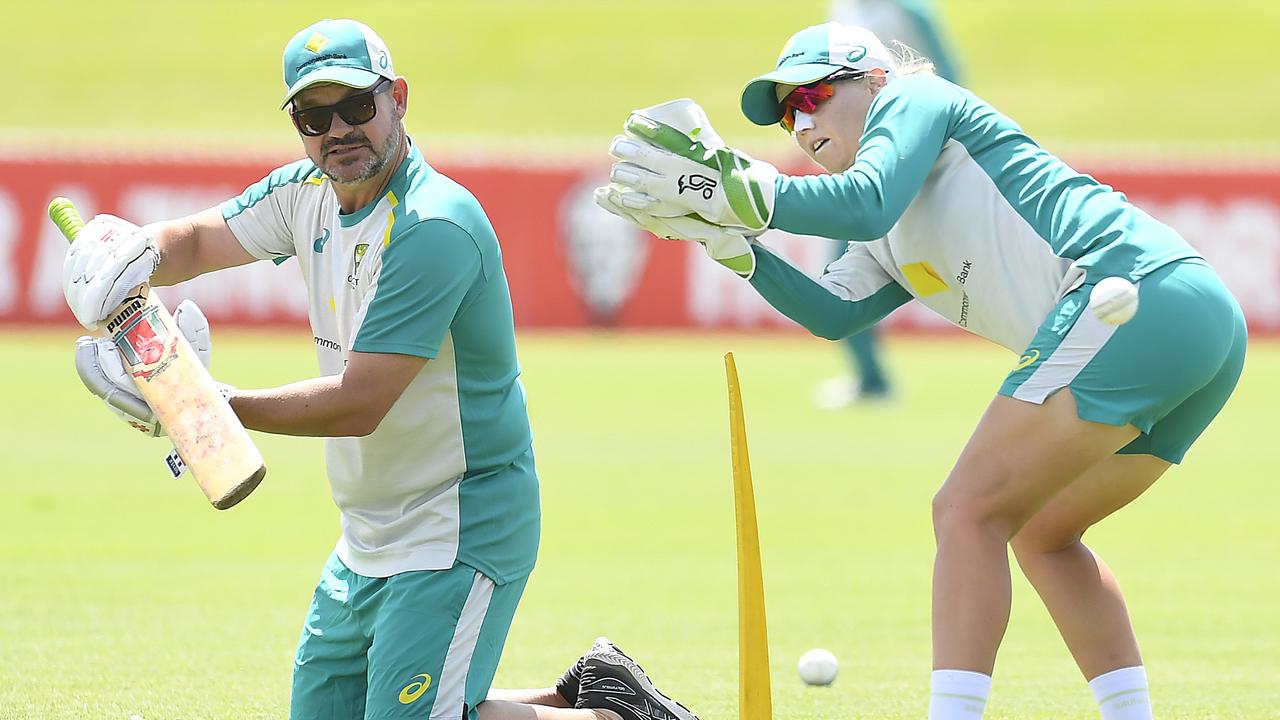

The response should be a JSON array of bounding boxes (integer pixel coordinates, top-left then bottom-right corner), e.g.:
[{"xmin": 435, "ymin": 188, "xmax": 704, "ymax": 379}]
[
  {"xmin": 280, "ymin": 19, "xmax": 395, "ymax": 109},
  {"xmin": 740, "ymin": 22, "xmax": 895, "ymax": 126}
]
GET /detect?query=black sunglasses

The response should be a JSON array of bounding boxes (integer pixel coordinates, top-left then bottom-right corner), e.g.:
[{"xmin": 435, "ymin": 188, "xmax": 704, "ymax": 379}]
[{"xmin": 291, "ymin": 79, "xmax": 393, "ymax": 137}]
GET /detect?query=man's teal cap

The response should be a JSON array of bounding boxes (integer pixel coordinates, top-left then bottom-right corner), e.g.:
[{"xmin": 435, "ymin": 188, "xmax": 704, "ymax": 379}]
[
  {"xmin": 740, "ymin": 22, "xmax": 895, "ymax": 126},
  {"xmin": 281, "ymin": 19, "xmax": 395, "ymax": 109}
]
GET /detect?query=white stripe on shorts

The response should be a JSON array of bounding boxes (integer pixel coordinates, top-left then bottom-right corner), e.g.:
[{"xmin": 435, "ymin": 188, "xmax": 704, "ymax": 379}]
[
  {"xmin": 429, "ymin": 571, "xmax": 496, "ymax": 720},
  {"xmin": 1012, "ymin": 304, "xmax": 1119, "ymax": 404}
]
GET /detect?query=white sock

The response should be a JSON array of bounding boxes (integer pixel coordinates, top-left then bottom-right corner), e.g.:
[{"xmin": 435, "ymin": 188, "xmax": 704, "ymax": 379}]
[
  {"xmin": 928, "ymin": 669, "xmax": 991, "ymax": 720},
  {"xmin": 1089, "ymin": 666, "xmax": 1152, "ymax": 720}
]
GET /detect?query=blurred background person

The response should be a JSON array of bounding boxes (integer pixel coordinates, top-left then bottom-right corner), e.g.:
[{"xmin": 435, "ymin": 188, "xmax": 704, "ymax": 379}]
[
  {"xmin": 814, "ymin": 0, "xmax": 965, "ymax": 408},
  {"xmin": 831, "ymin": 0, "xmax": 964, "ymax": 84}
]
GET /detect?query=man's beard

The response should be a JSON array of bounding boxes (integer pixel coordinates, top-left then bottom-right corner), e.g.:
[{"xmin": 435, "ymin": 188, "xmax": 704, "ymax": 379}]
[{"xmin": 323, "ymin": 128, "xmax": 402, "ymax": 185}]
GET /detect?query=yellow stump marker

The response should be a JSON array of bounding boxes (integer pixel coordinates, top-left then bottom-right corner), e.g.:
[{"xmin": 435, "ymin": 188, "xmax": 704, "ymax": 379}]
[{"xmin": 725, "ymin": 352, "xmax": 772, "ymax": 720}]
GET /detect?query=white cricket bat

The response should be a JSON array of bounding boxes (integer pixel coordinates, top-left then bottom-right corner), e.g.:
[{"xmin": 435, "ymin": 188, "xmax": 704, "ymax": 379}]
[{"xmin": 51, "ymin": 197, "xmax": 266, "ymax": 509}]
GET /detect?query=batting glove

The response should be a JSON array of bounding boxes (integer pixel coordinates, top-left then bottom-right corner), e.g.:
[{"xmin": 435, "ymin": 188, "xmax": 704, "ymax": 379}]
[
  {"xmin": 62, "ymin": 214, "xmax": 160, "ymax": 331},
  {"xmin": 607, "ymin": 100, "xmax": 778, "ymax": 232},
  {"xmin": 74, "ymin": 299, "xmax": 234, "ymax": 437},
  {"xmin": 594, "ymin": 183, "xmax": 756, "ymax": 278}
]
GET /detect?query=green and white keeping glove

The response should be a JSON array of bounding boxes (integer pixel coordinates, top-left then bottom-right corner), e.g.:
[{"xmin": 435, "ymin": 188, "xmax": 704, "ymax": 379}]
[
  {"xmin": 594, "ymin": 182, "xmax": 756, "ymax": 278},
  {"xmin": 607, "ymin": 99, "xmax": 778, "ymax": 232}
]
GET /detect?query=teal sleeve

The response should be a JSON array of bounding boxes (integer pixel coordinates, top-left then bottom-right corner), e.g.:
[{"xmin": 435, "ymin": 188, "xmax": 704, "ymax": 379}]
[
  {"xmin": 748, "ymin": 246, "xmax": 913, "ymax": 340},
  {"xmin": 353, "ymin": 219, "xmax": 482, "ymax": 358},
  {"xmin": 770, "ymin": 75, "xmax": 957, "ymax": 241}
]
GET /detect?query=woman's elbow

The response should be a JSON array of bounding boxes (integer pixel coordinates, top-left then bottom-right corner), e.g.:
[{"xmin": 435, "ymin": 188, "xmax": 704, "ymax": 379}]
[{"xmin": 847, "ymin": 217, "xmax": 895, "ymax": 241}]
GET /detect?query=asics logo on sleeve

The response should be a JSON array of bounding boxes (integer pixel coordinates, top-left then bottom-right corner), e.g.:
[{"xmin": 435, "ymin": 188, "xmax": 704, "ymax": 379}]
[
  {"xmin": 677, "ymin": 174, "xmax": 717, "ymax": 200},
  {"xmin": 312, "ymin": 228, "xmax": 331, "ymax": 253},
  {"xmin": 398, "ymin": 673, "xmax": 432, "ymax": 704}
]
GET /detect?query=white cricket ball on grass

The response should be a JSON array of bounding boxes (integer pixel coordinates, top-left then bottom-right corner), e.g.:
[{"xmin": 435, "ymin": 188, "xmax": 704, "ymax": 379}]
[
  {"xmin": 797, "ymin": 648, "xmax": 839, "ymax": 686},
  {"xmin": 1088, "ymin": 276, "xmax": 1139, "ymax": 325}
]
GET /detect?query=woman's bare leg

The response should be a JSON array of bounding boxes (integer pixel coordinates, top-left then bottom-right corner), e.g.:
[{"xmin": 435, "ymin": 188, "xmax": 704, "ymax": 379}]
[
  {"xmin": 1011, "ymin": 453, "xmax": 1169, "ymax": 678},
  {"xmin": 930, "ymin": 390, "xmax": 1141, "ymax": 673}
]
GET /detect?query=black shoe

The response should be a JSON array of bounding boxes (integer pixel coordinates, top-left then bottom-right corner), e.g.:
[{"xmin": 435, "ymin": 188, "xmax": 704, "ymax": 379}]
[
  {"xmin": 574, "ymin": 637, "xmax": 699, "ymax": 720},
  {"xmin": 554, "ymin": 637, "xmax": 602, "ymax": 705}
]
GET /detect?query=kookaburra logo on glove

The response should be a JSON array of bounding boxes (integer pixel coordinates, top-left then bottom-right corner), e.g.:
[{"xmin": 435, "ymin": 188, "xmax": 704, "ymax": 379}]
[
  {"xmin": 606, "ymin": 99, "xmax": 778, "ymax": 233},
  {"xmin": 677, "ymin": 174, "xmax": 717, "ymax": 200}
]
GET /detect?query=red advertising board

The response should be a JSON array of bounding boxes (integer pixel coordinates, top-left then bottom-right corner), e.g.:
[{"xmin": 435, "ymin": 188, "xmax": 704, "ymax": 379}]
[{"xmin": 2, "ymin": 154, "xmax": 1278, "ymax": 332}]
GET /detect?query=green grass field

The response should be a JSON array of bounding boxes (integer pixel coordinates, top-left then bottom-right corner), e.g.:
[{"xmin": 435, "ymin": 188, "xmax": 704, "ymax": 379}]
[
  {"xmin": 7, "ymin": 3, "xmax": 1280, "ymax": 717},
  {"xmin": 11, "ymin": 1, "xmax": 1280, "ymax": 155},
  {"xmin": 2, "ymin": 331, "xmax": 1277, "ymax": 719}
]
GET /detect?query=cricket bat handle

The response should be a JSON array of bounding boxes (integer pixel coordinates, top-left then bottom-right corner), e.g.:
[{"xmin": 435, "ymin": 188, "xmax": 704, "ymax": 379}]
[
  {"xmin": 48, "ymin": 197, "xmax": 267, "ymax": 510},
  {"xmin": 49, "ymin": 197, "xmax": 87, "ymax": 242}
]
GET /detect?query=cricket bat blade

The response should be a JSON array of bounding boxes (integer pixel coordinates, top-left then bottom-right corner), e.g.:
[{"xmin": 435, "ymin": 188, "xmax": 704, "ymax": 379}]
[{"xmin": 51, "ymin": 197, "xmax": 266, "ymax": 509}]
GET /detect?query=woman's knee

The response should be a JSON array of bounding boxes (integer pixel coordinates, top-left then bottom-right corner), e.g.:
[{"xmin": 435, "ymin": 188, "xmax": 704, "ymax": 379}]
[
  {"xmin": 1010, "ymin": 520, "xmax": 1082, "ymax": 567},
  {"xmin": 931, "ymin": 479, "xmax": 1019, "ymax": 544}
]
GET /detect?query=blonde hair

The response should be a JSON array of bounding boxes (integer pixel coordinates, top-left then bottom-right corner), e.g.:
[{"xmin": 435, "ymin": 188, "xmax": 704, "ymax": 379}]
[{"xmin": 888, "ymin": 41, "xmax": 936, "ymax": 77}]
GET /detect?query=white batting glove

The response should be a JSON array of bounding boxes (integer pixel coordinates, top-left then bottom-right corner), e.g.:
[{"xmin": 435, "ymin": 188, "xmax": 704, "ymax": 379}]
[
  {"xmin": 607, "ymin": 100, "xmax": 778, "ymax": 232},
  {"xmin": 594, "ymin": 183, "xmax": 757, "ymax": 279},
  {"xmin": 74, "ymin": 299, "xmax": 233, "ymax": 437},
  {"xmin": 62, "ymin": 214, "xmax": 160, "ymax": 331}
]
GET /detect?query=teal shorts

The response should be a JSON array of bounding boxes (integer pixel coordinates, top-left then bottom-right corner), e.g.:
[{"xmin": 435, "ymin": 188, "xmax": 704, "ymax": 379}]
[
  {"xmin": 1000, "ymin": 259, "xmax": 1247, "ymax": 463},
  {"xmin": 290, "ymin": 554, "xmax": 529, "ymax": 720}
]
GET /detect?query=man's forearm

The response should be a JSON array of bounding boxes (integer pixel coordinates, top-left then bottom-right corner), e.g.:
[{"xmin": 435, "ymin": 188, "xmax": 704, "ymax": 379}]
[
  {"xmin": 230, "ymin": 376, "xmax": 385, "ymax": 438},
  {"xmin": 145, "ymin": 206, "xmax": 256, "ymax": 287},
  {"xmin": 146, "ymin": 216, "xmax": 206, "ymax": 287}
]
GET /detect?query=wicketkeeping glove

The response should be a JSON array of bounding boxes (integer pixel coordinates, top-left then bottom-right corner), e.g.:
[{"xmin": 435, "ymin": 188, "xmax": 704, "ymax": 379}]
[
  {"xmin": 62, "ymin": 214, "xmax": 160, "ymax": 331},
  {"xmin": 594, "ymin": 182, "xmax": 756, "ymax": 278},
  {"xmin": 607, "ymin": 99, "xmax": 778, "ymax": 232},
  {"xmin": 74, "ymin": 299, "xmax": 233, "ymax": 437}
]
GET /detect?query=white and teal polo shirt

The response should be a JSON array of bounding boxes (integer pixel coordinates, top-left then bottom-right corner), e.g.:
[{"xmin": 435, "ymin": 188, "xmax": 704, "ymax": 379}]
[
  {"xmin": 757, "ymin": 73, "xmax": 1202, "ymax": 353},
  {"xmin": 220, "ymin": 141, "xmax": 538, "ymax": 582}
]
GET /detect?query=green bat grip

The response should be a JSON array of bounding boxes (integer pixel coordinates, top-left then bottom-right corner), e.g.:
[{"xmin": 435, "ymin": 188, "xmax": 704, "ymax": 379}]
[{"xmin": 48, "ymin": 197, "xmax": 85, "ymax": 242}]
